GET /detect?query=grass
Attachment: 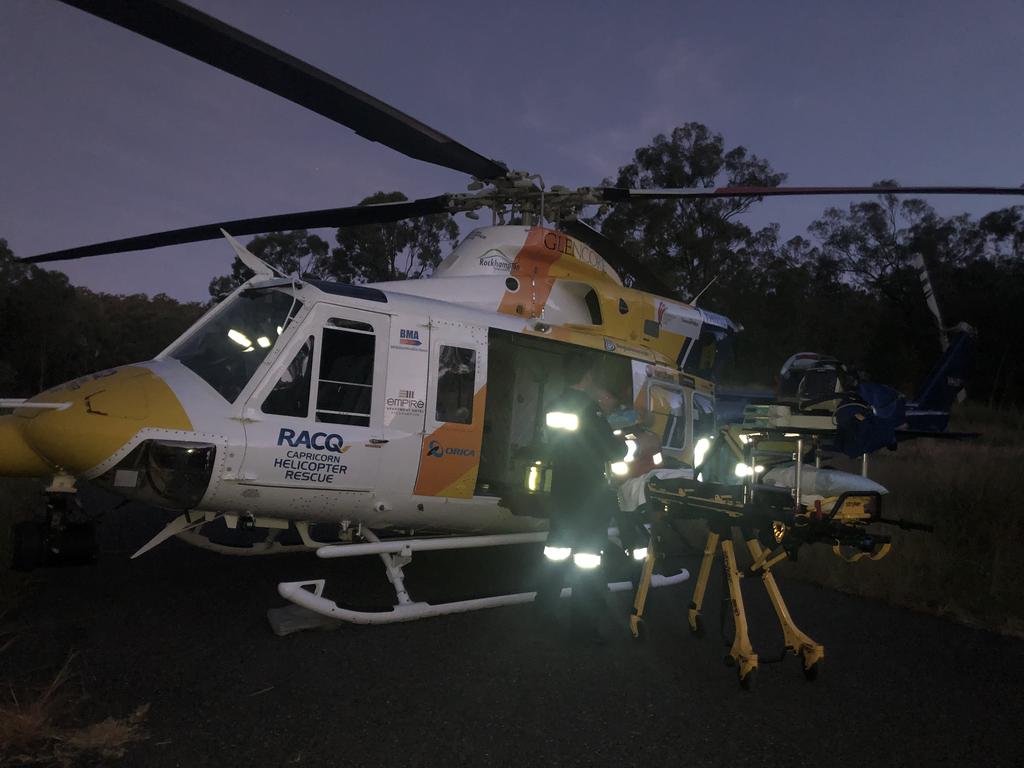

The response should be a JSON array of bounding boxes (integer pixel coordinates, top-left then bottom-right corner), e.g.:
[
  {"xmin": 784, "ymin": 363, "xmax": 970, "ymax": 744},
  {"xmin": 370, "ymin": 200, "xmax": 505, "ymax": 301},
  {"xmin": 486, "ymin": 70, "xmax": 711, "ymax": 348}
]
[
  {"xmin": 1, "ymin": 481, "xmax": 148, "ymax": 765},
  {"xmin": 780, "ymin": 401, "xmax": 1024, "ymax": 635},
  {"xmin": 0, "ymin": 652, "xmax": 148, "ymax": 766}
]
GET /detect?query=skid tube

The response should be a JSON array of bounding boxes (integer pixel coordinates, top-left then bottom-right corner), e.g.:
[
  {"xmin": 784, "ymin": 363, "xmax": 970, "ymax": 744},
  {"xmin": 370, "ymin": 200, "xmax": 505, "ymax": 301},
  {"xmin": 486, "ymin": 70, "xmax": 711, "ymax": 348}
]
[{"xmin": 274, "ymin": 529, "xmax": 689, "ymax": 629}]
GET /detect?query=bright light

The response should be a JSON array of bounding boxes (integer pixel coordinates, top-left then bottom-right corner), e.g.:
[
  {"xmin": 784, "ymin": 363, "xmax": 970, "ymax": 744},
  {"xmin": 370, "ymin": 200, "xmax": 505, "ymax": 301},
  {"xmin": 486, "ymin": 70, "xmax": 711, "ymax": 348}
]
[
  {"xmin": 227, "ymin": 329, "xmax": 252, "ymax": 347},
  {"xmin": 544, "ymin": 546, "xmax": 571, "ymax": 561},
  {"xmin": 276, "ymin": 325, "xmax": 284, "ymax": 336},
  {"xmin": 734, "ymin": 463, "xmax": 767, "ymax": 478},
  {"xmin": 527, "ymin": 466, "xmax": 539, "ymax": 491},
  {"xmin": 632, "ymin": 546, "xmax": 648, "ymax": 561},
  {"xmin": 610, "ymin": 461, "xmax": 629, "ymax": 476},
  {"xmin": 256, "ymin": 336, "xmax": 271, "ymax": 348},
  {"xmin": 613, "ymin": 429, "xmax": 622, "ymax": 436},
  {"xmin": 784, "ymin": 432, "xmax": 800, "ymax": 438},
  {"xmin": 546, "ymin": 411, "xmax": 579, "ymax": 431},
  {"xmin": 739, "ymin": 434, "xmax": 751, "ymax": 444},
  {"xmin": 573, "ymin": 552, "xmax": 601, "ymax": 569},
  {"xmin": 652, "ymin": 452, "xmax": 663, "ymax": 466},
  {"xmin": 693, "ymin": 437, "xmax": 711, "ymax": 467},
  {"xmin": 624, "ymin": 439, "xmax": 637, "ymax": 463}
]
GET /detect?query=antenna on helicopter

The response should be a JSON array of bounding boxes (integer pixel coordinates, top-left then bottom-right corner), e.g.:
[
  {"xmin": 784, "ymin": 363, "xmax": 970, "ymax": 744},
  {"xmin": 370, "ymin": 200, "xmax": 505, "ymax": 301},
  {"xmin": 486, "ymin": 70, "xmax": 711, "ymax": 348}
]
[
  {"xmin": 689, "ymin": 275, "xmax": 719, "ymax": 306},
  {"xmin": 221, "ymin": 229, "xmax": 281, "ymax": 278}
]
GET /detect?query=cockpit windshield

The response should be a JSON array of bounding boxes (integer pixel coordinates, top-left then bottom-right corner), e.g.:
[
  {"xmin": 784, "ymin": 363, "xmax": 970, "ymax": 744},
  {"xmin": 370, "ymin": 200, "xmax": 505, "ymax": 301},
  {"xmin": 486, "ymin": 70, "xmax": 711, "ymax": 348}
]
[{"xmin": 170, "ymin": 288, "xmax": 302, "ymax": 402}]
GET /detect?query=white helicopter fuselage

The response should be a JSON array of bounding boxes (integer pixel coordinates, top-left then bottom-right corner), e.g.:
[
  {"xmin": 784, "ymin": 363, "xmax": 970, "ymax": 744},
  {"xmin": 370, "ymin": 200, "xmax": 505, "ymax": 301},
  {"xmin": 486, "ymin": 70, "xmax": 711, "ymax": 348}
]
[{"xmin": 1, "ymin": 226, "xmax": 726, "ymax": 542}]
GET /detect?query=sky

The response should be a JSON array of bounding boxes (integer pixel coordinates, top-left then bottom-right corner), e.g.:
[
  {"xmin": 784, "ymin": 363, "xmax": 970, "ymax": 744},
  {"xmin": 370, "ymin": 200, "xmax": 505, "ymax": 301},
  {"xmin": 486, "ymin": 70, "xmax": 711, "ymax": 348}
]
[{"xmin": 2, "ymin": 0, "xmax": 1022, "ymax": 302}]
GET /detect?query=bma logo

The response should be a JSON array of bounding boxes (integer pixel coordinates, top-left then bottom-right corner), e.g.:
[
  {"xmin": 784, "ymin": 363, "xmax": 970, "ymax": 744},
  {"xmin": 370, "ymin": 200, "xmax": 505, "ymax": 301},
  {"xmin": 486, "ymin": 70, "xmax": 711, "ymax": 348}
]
[
  {"xmin": 426, "ymin": 440, "xmax": 476, "ymax": 459},
  {"xmin": 277, "ymin": 428, "xmax": 344, "ymax": 453},
  {"xmin": 399, "ymin": 329, "xmax": 422, "ymax": 346}
]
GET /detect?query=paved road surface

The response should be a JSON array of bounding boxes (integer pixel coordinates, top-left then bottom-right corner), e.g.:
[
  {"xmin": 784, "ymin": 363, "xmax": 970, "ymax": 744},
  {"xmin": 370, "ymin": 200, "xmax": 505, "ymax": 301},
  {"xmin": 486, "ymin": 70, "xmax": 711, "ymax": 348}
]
[{"xmin": 3, "ymin": 499, "xmax": 1023, "ymax": 767}]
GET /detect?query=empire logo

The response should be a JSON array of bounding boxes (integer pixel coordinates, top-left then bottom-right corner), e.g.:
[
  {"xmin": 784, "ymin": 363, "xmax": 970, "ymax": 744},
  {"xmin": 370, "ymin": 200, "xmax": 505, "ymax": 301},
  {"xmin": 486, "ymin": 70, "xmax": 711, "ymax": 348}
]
[{"xmin": 399, "ymin": 329, "xmax": 422, "ymax": 346}]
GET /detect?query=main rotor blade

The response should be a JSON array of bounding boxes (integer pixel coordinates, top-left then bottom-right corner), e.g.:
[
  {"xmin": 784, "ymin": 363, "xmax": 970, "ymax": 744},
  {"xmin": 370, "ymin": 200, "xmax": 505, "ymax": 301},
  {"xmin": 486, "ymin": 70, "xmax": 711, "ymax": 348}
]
[
  {"xmin": 599, "ymin": 185, "xmax": 1024, "ymax": 202},
  {"xmin": 23, "ymin": 196, "xmax": 452, "ymax": 263},
  {"xmin": 58, "ymin": 0, "xmax": 508, "ymax": 180},
  {"xmin": 559, "ymin": 220, "xmax": 682, "ymax": 301}
]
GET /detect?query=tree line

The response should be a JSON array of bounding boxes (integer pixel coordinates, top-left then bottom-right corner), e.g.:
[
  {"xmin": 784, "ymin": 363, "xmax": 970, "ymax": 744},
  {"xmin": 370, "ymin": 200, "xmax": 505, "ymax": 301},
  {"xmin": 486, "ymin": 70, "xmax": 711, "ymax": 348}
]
[
  {"xmin": 2, "ymin": 122, "xmax": 1022, "ymax": 406},
  {"xmin": 0, "ymin": 240, "xmax": 205, "ymax": 397}
]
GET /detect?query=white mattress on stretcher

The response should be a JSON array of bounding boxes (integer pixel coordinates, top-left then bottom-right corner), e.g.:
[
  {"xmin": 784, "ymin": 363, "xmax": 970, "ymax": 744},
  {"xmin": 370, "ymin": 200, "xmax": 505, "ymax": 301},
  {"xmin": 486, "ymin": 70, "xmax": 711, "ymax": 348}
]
[{"xmin": 616, "ymin": 464, "xmax": 887, "ymax": 513}]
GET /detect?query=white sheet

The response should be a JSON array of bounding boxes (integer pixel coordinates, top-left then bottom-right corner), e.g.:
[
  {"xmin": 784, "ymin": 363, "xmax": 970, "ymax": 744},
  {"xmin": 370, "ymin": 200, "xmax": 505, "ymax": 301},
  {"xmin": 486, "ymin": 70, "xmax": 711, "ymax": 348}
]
[
  {"xmin": 762, "ymin": 463, "xmax": 888, "ymax": 496},
  {"xmin": 617, "ymin": 468, "xmax": 694, "ymax": 512}
]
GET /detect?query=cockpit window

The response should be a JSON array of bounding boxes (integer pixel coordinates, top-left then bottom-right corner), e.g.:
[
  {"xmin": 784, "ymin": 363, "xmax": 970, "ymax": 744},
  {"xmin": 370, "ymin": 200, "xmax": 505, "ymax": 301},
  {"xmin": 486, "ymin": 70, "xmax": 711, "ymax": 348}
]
[{"xmin": 170, "ymin": 289, "xmax": 301, "ymax": 402}]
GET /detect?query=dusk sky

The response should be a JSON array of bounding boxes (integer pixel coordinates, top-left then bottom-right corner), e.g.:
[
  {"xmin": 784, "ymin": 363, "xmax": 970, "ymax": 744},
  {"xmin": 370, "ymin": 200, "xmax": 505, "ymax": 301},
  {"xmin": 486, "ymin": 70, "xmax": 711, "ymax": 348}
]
[{"xmin": 2, "ymin": 0, "xmax": 1022, "ymax": 301}]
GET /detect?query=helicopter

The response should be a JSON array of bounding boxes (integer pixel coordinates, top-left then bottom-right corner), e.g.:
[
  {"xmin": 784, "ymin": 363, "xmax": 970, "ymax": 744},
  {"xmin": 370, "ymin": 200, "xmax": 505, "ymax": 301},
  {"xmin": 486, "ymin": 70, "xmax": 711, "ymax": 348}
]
[{"xmin": 3, "ymin": 0, "xmax": 1022, "ymax": 634}]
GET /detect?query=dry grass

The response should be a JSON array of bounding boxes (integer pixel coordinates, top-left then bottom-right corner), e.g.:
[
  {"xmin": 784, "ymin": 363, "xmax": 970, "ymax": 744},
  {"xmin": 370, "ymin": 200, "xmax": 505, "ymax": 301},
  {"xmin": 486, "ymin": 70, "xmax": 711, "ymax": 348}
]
[
  {"xmin": 0, "ymin": 481, "xmax": 148, "ymax": 765},
  {"xmin": 781, "ymin": 402, "xmax": 1024, "ymax": 635},
  {"xmin": 0, "ymin": 652, "xmax": 148, "ymax": 766}
]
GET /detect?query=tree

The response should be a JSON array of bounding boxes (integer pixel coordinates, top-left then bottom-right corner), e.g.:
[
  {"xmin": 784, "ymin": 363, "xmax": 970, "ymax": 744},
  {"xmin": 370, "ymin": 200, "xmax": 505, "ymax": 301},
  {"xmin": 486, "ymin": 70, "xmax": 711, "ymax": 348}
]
[
  {"xmin": 205, "ymin": 192, "xmax": 460, "ymax": 294},
  {"xmin": 207, "ymin": 230, "xmax": 329, "ymax": 297},
  {"xmin": 327, "ymin": 191, "xmax": 459, "ymax": 283},
  {"xmin": 808, "ymin": 192, "xmax": 1024, "ymax": 404},
  {"xmin": 590, "ymin": 123, "xmax": 785, "ymax": 302},
  {"xmin": 1, "ymin": 238, "xmax": 204, "ymax": 397}
]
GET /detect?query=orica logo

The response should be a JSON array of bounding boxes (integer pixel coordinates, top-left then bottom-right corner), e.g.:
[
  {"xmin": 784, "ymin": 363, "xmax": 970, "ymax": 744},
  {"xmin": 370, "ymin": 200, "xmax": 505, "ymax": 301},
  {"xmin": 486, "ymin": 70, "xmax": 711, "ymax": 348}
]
[{"xmin": 426, "ymin": 440, "xmax": 476, "ymax": 458}]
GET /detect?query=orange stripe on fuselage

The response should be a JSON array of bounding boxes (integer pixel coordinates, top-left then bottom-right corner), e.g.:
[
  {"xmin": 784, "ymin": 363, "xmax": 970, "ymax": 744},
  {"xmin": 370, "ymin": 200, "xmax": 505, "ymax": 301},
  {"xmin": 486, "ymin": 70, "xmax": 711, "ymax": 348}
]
[
  {"xmin": 413, "ymin": 386, "xmax": 487, "ymax": 499},
  {"xmin": 498, "ymin": 228, "xmax": 561, "ymax": 318}
]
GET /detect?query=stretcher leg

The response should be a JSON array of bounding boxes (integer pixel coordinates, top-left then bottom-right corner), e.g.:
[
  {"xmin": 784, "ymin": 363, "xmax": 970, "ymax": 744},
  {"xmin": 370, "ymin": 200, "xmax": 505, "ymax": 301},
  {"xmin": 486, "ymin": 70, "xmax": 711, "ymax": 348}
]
[
  {"xmin": 722, "ymin": 538, "xmax": 758, "ymax": 688},
  {"xmin": 629, "ymin": 543, "xmax": 656, "ymax": 640},
  {"xmin": 687, "ymin": 530, "xmax": 720, "ymax": 636},
  {"xmin": 745, "ymin": 537, "xmax": 824, "ymax": 679}
]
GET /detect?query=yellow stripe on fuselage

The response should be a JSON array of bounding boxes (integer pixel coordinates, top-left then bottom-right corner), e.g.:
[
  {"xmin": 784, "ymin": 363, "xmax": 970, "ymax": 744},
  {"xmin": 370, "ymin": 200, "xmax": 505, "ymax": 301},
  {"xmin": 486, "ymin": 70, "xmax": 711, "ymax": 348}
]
[{"xmin": 4, "ymin": 365, "xmax": 192, "ymax": 477}]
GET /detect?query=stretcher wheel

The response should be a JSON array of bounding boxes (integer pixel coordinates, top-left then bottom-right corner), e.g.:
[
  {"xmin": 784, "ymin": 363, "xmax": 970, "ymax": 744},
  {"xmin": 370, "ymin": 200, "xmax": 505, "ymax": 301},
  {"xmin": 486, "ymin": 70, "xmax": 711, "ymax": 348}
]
[
  {"xmin": 631, "ymin": 618, "xmax": 647, "ymax": 642},
  {"xmin": 739, "ymin": 668, "xmax": 756, "ymax": 691},
  {"xmin": 803, "ymin": 659, "xmax": 822, "ymax": 682}
]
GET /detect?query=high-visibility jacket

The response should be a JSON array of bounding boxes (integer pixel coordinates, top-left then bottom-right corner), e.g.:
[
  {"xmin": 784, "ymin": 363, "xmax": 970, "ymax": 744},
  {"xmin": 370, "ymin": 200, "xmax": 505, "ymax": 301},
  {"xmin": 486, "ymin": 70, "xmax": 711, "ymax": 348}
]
[{"xmin": 544, "ymin": 388, "xmax": 626, "ymax": 552}]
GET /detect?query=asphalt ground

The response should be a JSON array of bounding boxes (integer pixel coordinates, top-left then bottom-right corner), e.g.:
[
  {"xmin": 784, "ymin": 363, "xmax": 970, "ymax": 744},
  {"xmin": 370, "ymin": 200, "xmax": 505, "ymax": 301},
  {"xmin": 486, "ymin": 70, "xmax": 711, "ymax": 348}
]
[{"xmin": 4, "ymin": 494, "xmax": 1024, "ymax": 768}]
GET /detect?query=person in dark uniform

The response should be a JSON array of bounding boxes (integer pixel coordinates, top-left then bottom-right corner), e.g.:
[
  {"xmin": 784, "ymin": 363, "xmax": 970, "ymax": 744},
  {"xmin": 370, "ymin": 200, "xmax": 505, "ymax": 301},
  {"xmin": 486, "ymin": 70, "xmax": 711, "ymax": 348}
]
[{"xmin": 535, "ymin": 352, "xmax": 627, "ymax": 643}]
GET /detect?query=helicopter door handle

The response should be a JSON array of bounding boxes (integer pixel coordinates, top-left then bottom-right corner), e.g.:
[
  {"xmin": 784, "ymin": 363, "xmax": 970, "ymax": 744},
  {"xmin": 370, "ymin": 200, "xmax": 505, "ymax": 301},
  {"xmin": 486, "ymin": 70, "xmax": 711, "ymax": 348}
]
[{"xmin": 369, "ymin": 438, "xmax": 389, "ymax": 444}]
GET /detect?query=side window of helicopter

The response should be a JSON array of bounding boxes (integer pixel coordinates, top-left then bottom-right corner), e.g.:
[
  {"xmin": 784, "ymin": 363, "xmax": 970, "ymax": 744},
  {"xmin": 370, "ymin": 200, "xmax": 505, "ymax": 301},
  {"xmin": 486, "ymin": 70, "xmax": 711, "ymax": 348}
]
[
  {"xmin": 648, "ymin": 383, "xmax": 687, "ymax": 450},
  {"xmin": 435, "ymin": 345, "xmax": 476, "ymax": 425},
  {"xmin": 315, "ymin": 319, "xmax": 375, "ymax": 427},
  {"xmin": 261, "ymin": 336, "xmax": 314, "ymax": 417},
  {"xmin": 692, "ymin": 392, "xmax": 715, "ymax": 443}
]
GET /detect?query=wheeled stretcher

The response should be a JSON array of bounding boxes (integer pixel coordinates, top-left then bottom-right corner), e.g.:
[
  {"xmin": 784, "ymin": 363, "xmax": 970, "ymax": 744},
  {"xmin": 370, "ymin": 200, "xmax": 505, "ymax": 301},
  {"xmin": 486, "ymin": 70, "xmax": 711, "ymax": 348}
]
[{"xmin": 624, "ymin": 424, "xmax": 909, "ymax": 688}]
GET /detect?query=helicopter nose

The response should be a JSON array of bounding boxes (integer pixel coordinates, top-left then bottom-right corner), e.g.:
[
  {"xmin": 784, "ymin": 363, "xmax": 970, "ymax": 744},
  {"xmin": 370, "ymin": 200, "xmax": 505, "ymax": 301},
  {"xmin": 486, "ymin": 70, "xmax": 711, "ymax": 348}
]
[
  {"xmin": 0, "ymin": 415, "xmax": 50, "ymax": 476},
  {"xmin": 0, "ymin": 365, "xmax": 193, "ymax": 478}
]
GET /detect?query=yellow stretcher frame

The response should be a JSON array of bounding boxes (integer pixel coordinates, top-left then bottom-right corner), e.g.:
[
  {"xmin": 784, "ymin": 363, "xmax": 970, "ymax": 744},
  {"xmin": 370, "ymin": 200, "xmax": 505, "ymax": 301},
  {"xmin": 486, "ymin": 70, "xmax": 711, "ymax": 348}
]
[
  {"xmin": 630, "ymin": 526, "xmax": 824, "ymax": 689},
  {"xmin": 628, "ymin": 424, "xmax": 898, "ymax": 687}
]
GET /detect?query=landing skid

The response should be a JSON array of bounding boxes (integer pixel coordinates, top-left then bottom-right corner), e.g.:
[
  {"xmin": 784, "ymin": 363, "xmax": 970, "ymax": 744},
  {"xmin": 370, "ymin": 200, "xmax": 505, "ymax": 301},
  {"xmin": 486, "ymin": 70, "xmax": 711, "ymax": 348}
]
[{"xmin": 270, "ymin": 529, "xmax": 689, "ymax": 634}]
